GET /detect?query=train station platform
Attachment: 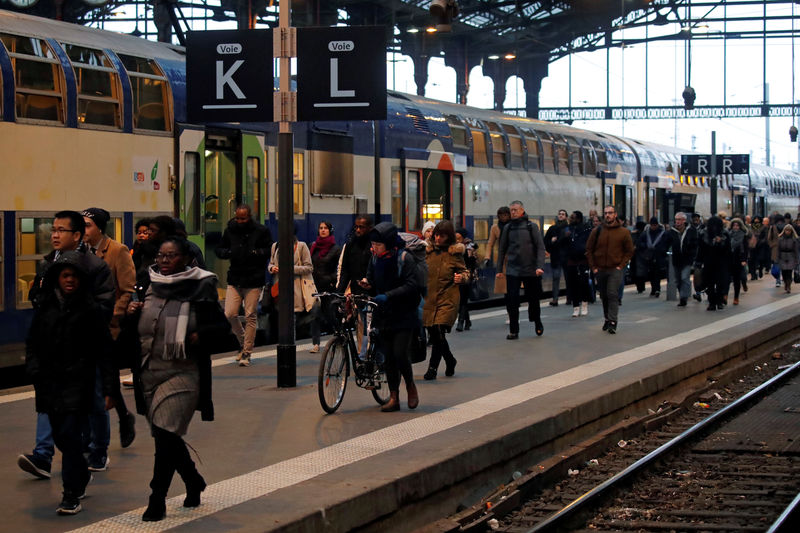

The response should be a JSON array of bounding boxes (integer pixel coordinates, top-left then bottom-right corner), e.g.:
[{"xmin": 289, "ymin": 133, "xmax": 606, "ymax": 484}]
[{"xmin": 2, "ymin": 278, "xmax": 800, "ymax": 533}]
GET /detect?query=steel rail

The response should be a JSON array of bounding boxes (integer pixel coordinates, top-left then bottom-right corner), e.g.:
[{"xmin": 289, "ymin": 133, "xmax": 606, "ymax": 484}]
[{"xmin": 527, "ymin": 359, "xmax": 800, "ymax": 533}]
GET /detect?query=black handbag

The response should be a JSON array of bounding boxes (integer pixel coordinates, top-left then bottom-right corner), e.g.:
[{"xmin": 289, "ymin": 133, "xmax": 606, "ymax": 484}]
[
  {"xmin": 794, "ymin": 268, "xmax": 800, "ymax": 284},
  {"xmin": 409, "ymin": 325, "xmax": 427, "ymax": 364}
]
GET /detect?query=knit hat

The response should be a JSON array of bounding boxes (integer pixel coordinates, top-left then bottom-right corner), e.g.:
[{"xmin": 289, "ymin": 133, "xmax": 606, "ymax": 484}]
[
  {"xmin": 649, "ymin": 216, "xmax": 659, "ymax": 225},
  {"xmin": 422, "ymin": 221, "xmax": 436, "ymax": 236},
  {"xmin": 81, "ymin": 207, "xmax": 110, "ymax": 233}
]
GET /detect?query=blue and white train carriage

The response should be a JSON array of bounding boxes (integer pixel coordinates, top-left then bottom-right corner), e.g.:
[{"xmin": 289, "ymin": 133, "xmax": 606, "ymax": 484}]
[{"xmin": 1, "ymin": 9, "xmax": 799, "ymax": 370}]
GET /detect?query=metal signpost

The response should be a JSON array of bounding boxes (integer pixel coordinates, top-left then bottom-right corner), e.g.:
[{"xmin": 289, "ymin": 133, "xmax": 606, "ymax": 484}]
[{"xmin": 187, "ymin": 3, "xmax": 387, "ymax": 388}]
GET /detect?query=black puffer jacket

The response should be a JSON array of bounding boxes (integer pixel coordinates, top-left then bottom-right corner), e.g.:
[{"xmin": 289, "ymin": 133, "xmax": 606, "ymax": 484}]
[
  {"xmin": 311, "ymin": 242, "xmax": 342, "ymax": 293},
  {"xmin": 214, "ymin": 218, "xmax": 273, "ymax": 288},
  {"xmin": 26, "ymin": 257, "xmax": 115, "ymax": 415}
]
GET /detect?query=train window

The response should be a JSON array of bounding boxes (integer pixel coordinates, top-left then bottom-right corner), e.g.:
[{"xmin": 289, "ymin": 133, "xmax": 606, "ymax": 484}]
[
  {"xmin": 486, "ymin": 122, "xmax": 507, "ymax": 168},
  {"xmin": 582, "ymin": 140, "xmax": 597, "ymax": 176},
  {"xmin": 521, "ymin": 128, "xmax": 541, "ymax": 172},
  {"xmin": 536, "ymin": 130, "xmax": 556, "ymax": 173},
  {"xmin": 16, "ymin": 216, "xmax": 53, "ymax": 307},
  {"xmin": 391, "ymin": 170, "xmax": 403, "ymax": 228},
  {"xmin": 501, "ymin": 125, "xmax": 524, "ymax": 169},
  {"xmin": 184, "ymin": 152, "xmax": 201, "ymax": 233},
  {"xmin": 61, "ymin": 43, "xmax": 121, "ymax": 129},
  {"xmin": 471, "ymin": 129, "xmax": 489, "ymax": 167},
  {"xmin": 118, "ymin": 54, "xmax": 171, "ymax": 132},
  {"xmin": 312, "ymin": 150, "xmax": 354, "ymax": 195},
  {"xmin": 452, "ymin": 174, "xmax": 464, "ymax": 228},
  {"xmin": 590, "ymin": 141, "xmax": 608, "ymax": 171},
  {"xmin": 293, "ymin": 152, "xmax": 304, "ymax": 215},
  {"xmin": 564, "ymin": 136, "xmax": 583, "ymax": 175},
  {"xmin": 552, "ymin": 135, "xmax": 569, "ymax": 174},
  {"xmin": 0, "ymin": 33, "xmax": 65, "ymax": 123},
  {"xmin": 407, "ymin": 170, "xmax": 420, "ymax": 231},
  {"xmin": 445, "ymin": 114, "xmax": 468, "ymax": 149}
]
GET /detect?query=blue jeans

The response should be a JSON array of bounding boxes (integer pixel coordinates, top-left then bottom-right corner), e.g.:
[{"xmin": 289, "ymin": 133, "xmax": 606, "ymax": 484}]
[
  {"xmin": 550, "ymin": 265, "xmax": 562, "ymax": 300},
  {"xmin": 33, "ymin": 412, "xmax": 55, "ymax": 464},
  {"xmin": 673, "ymin": 265, "xmax": 693, "ymax": 300},
  {"xmin": 82, "ymin": 366, "xmax": 109, "ymax": 461}
]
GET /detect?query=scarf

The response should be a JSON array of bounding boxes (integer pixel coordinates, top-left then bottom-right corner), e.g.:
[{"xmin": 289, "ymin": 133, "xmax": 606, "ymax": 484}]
[
  {"xmin": 148, "ymin": 266, "xmax": 218, "ymax": 360},
  {"xmin": 646, "ymin": 228, "xmax": 665, "ymax": 249},
  {"xmin": 311, "ymin": 234, "xmax": 336, "ymax": 259},
  {"xmin": 730, "ymin": 229, "xmax": 745, "ymax": 253}
]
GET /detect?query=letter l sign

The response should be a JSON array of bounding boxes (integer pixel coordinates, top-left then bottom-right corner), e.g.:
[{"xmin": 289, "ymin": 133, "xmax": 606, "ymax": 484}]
[{"xmin": 330, "ymin": 58, "xmax": 355, "ymax": 97}]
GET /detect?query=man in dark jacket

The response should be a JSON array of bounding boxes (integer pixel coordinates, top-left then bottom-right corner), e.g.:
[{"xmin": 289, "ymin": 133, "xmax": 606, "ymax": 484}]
[
  {"xmin": 362, "ymin": 222, "xmax": 420, "ymax": 412},
  {"xmin": 18, "ymin": 210, "xmax": 114, "ymax": 480},
  {"xmin": 669, "ymin": 212, "xmax": 699, "ymax": 307},
  {"xmin": 337, "ymin": 214, "xmax": 374, "ymax": 295},
  {"xmin": 496, "ymin": 200, "xmax": 546, "ymax": 340},
  {"xmin": 214, "ymin": 205, "xmax": 272, "ymax": 367},
  {"xmin": 635, "ymin": 217, "xmax": 670, "ymax": 298},
  {"xmin": 544, "ymin": 209, "xmax": 568, "ymax": 306},
  {"xmin": 586, "ymin": 206, "xmax": 634, "ymax": 334}
]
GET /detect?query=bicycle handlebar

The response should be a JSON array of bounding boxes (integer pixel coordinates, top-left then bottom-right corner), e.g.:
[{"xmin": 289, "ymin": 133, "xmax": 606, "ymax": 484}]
[{"xmin": 313, "ymin": 292, "xmax": 378, "ymax": 308}]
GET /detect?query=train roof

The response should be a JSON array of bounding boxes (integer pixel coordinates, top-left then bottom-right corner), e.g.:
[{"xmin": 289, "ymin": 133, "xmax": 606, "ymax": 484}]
[{"xmin": 0, "ymin": 8, "xmax": 184, "ymax": 61}]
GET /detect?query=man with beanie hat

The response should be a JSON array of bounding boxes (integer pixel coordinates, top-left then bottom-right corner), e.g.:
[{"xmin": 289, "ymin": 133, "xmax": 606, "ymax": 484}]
[{"xmin": 82, "ymin": 208, "xmax": 138, "ymax": 451}]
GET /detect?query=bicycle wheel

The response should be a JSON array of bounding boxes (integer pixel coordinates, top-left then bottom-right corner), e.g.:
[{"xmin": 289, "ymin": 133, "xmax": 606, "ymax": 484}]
[
  {"xmin": 318, "ymin": 337, "xmax": 350, "ymax": 414},
  {"xmin": 371, "ymin": 361, "xmax": 391, "ymax": 405}
]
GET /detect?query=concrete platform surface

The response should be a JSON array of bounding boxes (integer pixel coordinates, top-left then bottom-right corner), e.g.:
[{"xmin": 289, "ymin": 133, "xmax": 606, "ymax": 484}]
[{"xmin": 2, "ymin": 278, "xmax": 800, "ymax": 533}]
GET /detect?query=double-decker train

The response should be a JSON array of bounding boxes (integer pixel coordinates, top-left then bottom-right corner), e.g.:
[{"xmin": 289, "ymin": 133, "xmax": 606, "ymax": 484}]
[{"xmin": 1, "ymin": 9, "xmax": 798, "ymax": 372}]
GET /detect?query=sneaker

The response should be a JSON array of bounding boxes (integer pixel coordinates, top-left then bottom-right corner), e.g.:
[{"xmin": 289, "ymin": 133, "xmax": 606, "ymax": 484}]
[
  {"xmin": 309, "ymin": 344, "xmax": 320, "ymax": 354},
  {"xmin": 506, "ymin": 333, "xmax": 518, "ymax": 340},
  {"xmin": 17, "ymin": 453, "xmax": 51, "ymax": 479},
  {"xmin": 235, "ymin": 351, "xmax": 244, "ymax": 361},
  {"xmin": 580, "ymin": 302, "xmax": 589, "ymax": 316},
  {"xmin": 120, "ymin": 412, "xmax": 136, "ymax": 449},
  {"xmin": 239, "ymin": 357, "xmax": 250, "ymax": 367},
  {"xmin": 602, "ymin": 320, "xmax": 610, "ymax": 331},
  {"xmin": 57, "ymin": 497, "xmax": 81, "ymax": 515},
  {"xmin": 693, "ymin": 293, "xmax": 702, "ymax": 302},
  {"xmin": 677, "ymin": 298, "xmax": 687, "ymax": 307},
  {"xmin": 572, "ymin": 306, "xmax": 580, "ymax": 317},
  {"xmin": 777, "ymin": 280, "xmax": 783, "ymax": 287},
  {"xmin": 549, "ymin": 300, "xmax": 558, "ymax": 307},
  {"xmin": 607, "ymin": 322, "xmax": 617, "ymax": 334},
  {"xmin": 88, "ymin": 455, "xmax": 109, "ymax": 472}
]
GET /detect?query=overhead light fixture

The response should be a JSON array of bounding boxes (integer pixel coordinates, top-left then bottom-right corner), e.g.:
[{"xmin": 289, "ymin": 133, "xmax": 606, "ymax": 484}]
[
  {"xmin": 407, "ymin": 27, "xmax": 419, "ymax": 33},
  {"xmin": 488, "ymin": 54, "xmax": 500, "ymax": 60},
  {"xmin": 429, "ymin": 0, "xmax": 459, "ymax": 33},
  {"xmin": 426, "ymin": 26, "xmax": 437, "ymax": 33},
  {"xmin": 504, "ymin": 53, "xmax": 516, "ymax": 60}
]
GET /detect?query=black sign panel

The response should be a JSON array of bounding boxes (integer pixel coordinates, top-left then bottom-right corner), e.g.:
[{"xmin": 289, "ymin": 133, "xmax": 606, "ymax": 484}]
[
  {"xmin": 680, "ymin": 154, "xmax": 750, "ymax": 176},
  {"xmin": 187, "ymin": 30, "xmax": 273, "ymax": 123},
  {"xmin": 296, "ymin": 26, "xmax": 387, "ymax": 121}
]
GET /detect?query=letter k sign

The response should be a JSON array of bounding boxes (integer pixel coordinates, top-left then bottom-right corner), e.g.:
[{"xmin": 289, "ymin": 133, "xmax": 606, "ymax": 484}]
[{"xmin": 216, "ymin": 60, "xmax": 246, "ymax": 99}]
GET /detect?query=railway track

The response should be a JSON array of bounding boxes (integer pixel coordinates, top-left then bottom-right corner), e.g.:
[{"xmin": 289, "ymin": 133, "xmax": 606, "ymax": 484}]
[{"xmin": 435, "ymin": 345, "xmax": 800, "ymax": 533}]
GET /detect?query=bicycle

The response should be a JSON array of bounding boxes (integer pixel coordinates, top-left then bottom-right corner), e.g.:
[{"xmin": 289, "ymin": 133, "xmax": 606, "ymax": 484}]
[{"xmin": 314, "ymin": 292, "xmax": 390, "ymax": 414}]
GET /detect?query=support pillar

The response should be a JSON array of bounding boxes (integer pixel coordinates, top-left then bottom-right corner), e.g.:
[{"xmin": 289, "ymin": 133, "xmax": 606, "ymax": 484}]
[
  {"xmin": 518, "ymin": 57, "xmax": 549, "ymax": 119},
  {"xmin": 412, "ymin": 53, "xmax": 429, "ymax": 97}
]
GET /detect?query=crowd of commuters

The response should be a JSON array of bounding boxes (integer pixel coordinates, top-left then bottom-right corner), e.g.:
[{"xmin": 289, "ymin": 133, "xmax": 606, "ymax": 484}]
[{"xmin": 17, "ymin": 202, "xmax": 800, "ymax": 520}]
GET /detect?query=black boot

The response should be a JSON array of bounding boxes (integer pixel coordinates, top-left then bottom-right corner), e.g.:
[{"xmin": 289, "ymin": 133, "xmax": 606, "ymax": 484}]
[
  {"xmin": 455, "ymin": 319, "xmax": 464, "ymax": 332},
  {"xmin": 464, "ymin": 319, "xmax": 471, "ymax": 331},
  {"xmin": 443, "ymin": 348, "xmax": 457, "ymax": 377},
  {"xmin": 174, "ymin": 437, "xmax": 206, "ymax": 508},
  {"xmin": 423, "ymin": 367, "xmax": 437, "ymax": 380},
  {"xmin": 142, "ymin": 494, "xmax": 166, "ymax": 522}
]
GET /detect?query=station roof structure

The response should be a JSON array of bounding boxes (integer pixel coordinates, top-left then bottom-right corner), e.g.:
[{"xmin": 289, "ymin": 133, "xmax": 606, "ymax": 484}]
[{"xmin": 3, "ymin": 1, "xmax": 798, "ymax": 118}]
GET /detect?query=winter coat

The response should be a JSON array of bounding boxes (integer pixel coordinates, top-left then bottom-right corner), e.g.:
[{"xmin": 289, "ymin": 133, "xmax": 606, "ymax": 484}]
[
  {"xmin": 497, "ymin": 216, "xmax": 546, "ymax": 277},
  {"xmin": 26, "ymin": 260, "xmax": 115, "ymax": 415},
  {"xmin": 586, "ymin": 219, "xmax": 634, "ymax": 271},
  {"xmin": 696, "ymin": 227, "xmax": 731, "ymax": 286},
  {"xmin": 336, "ymin": 233, "xmax": 373, "ymax": 295},
  {"xmin": 563, "ymin": 222, "xmax": 593, "ymax": 266},
  {"xmin": 635, "ymin": 226, "xmax": 670, "ymax": 277},
  {"xmin": 669, "ymin": 225, "xmax": 699, "ymax": 269},
  {"xmin": 29, "ymin": 245, "xmax": 115, "ymax": 321},
  {"xmin": 544, "ymin": 221, "xmax": 568, "ymax": 268},
  {"xmin": 768, "ymin": 222, "xmax": 785, "ymax": 262},
  {"xmin": 365, "ymin": 224, "xmax": 422, "ymax": 331},
  {"xmin": 311, "ymin": 242, "xmax": 342, "ymax": 293},
  {"xmin": 423, "ymin": 242, "xmax": 469, "ymax": 327},
  {"xmin": 215, "ymin": 218, "xmax": 273, "ymax": 288},
  {"xmin": 728, "ymin": 219, "xmax": 750, "ymax": 266},
  {"xmin": 777, "ymin": 233, "xmax": 799, "ymax": 271},
  {"xmin": 93, "ymin": 235, "xmax": 136, "ymax": 339},
  {"xmin": 269, "ymin": 241, "xmax": 317, "ymax": 312}
]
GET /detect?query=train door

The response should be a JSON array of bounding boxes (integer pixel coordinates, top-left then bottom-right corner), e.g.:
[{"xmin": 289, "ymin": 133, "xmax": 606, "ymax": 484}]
[
  {"xmin": 613, "ymin": 185, "xmax": 632, "ymax": 224},
  {"xmin": 421, "ymin": 168, "xmax": 450, "ymax": 226},
  {"xmin": 240, "ymin": 131, "xmax": 265, "ymax": 224},
  {"xmin": 733, "ymin": 194, "xmax": 747, "ymax": 217}
]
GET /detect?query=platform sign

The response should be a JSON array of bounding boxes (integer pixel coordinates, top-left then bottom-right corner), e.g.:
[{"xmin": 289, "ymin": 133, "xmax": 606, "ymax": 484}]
[
  {"xmin": 296, "ymin": 26, "xmax": 387, "ymax": 121},
  {"xmin": 681, "ymin": 154, "xmax": 750, "ymax": 175},
  {"xmin": 186, "ymin": 29, "xmax": 273, "ymax": 123}
]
